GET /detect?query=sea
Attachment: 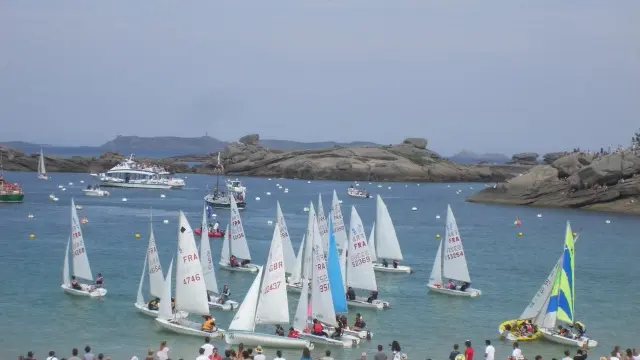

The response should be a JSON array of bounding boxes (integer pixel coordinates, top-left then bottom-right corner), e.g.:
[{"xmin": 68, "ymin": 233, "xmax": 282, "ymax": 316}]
[{"xmin": 1, "ymin": 172, "xmax": 638, "ymax": 360}]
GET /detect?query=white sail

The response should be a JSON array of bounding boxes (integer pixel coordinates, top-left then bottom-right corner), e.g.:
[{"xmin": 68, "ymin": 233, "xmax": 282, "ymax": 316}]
[
  {"xmin": 428, "ymin": 240, "xmax": 442, "ymax": 285},
  {"xmin": 310, "ymin": 214, "xmax": 337, "ymax": 326},
  {"xmin": 70, "ymin": 198, "xmax": 93, "ymax": 281},
  {"xmin": 200, "ymin": 205, "xmax": 219, "ymax": 294},
  {"xmin": 316, "ymin": 194, "xmax": 330, "ymax": 252},
  {"xmin": 374, "ymin": 195, "xmax": 404, "ymax": 260},
  {"xmin": 158, "ymin": 258, "xmax": 174, "ymax": 319},
  {"xmin": 302, "ymin": 203, "xmax": 317, "ymax": 280},
  {"xmin": 290, "ymin": 234, "xmax": 305, "ymax": 283},
  {"xmin": 346, "ymin": 206, "xmax": 377, "ymax": 291},
  {"xmin": 276, "ymin": 201, "xmax": 297, "ymax": 274},
  {"xmin": 331, "ymin": 190, "xmax": 348, "ymax": 249},
  {"xmin": 339, "ymin": 236, "xmax": 348, "ymax": 293},
  {"xmin": 174, "ymin": 211, "xmax": 210, "ymax": 315},
  {"xmin": 220, "ymin": 224, "xmax": 230, "ymax": 263},
  {"xmin": 229, "ymin": 266, "xmax": 263, "ymax": 331},
  {"xmin": 255, "ymin": 223, "xmax": 289, "ymax": 325},
  {"xmin": 442, "ymin": 205, "xmax": 471, "ymax": 283},
  {"xmin": 38, "ymin": 149, "xmax": 47, "ymax": 175},
  {"xmin": 368, "ymin": 223, "xmax": 377, "ymax": 262},
  {"xmin": 294, "ymin": 278, "xmax": 310, "ymax": 330},
  {"xmin": 147, "ymin": 222, "xmax": 164, "ymax": 298},
  {"xmin": 137, "ymin": 252, "xmax": 148, "ymax": 304},
  {"xmin": 62, "ymin": 237, "xmax": 71, "ymax": 286},
  {"xmin": 229, "ymin": 195, "xmax": 252, "ymax": 260}
]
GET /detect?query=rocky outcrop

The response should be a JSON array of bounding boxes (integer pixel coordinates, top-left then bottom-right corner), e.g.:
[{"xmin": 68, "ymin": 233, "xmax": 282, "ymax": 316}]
[
  {"xmin": 193, "ymin": 135, "xmax": 530, "ymax": 182},
  {"xmin": 509, "ymin": 152, "xmax": 539, "ymax": 165},
  {"xmin": 543, "ymin": 152, "xmax": 569, "ymax": 164},
  {"xmin": 467, "ymin": 150, "xmax": 640, "ymax": 214}
]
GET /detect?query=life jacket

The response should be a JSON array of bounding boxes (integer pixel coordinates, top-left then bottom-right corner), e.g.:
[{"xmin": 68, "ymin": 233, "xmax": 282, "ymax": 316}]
[
  {"xmin": 288, "ymin": 330, "xmax": 300, "ymax": 338},
  {"xmin": 313, "ymin": 323, "xmax": 323, "ymax": 333}
]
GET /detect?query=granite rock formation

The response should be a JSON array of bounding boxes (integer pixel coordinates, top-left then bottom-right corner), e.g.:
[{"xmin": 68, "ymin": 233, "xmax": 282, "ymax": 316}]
[
  {"xmin": 509, "ymin": 152, "xmax": 539, "ymax": 165},
  {"xmin": 467, "ymin": 150, "xmax": 640, "ymax": 214}
]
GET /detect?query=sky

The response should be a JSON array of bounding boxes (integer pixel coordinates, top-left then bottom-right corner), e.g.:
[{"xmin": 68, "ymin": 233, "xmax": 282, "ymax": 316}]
[{"xmin": 0, "ymin": 1, "xmax": 638, "ymax": 155}]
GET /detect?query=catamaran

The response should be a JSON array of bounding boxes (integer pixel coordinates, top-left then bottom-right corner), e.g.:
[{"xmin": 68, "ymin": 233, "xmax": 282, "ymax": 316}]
[
  {"xmin": 219, "ymin": 195, "xmax": 259, "ymax": 273},
  {"xmin": 372, "ymin": 195, "xmax": 412, "ymax": 273},
  {"xmin": 344, "ymin": 206, "xmax": 391, "ymax": 310},
  {"xmin": 538, "ymin": 222, "xmax": 597, "ymax": 348},
  {"xmin": 498, "ymin": 232, "xmax": 582, "ymax": 342},
  {"xmin": 155, "ymin": 211, "xmax": 224, "ymax": 338},
  {"xmin": 427, "ymin": 205, "xmax": 481, "ymax": 297},
  {"xmin": 134, "ymin": 214, "xmax": 188, "ymax": 318},
  {"xmin": 224, "ymin": 223, "xmax": 312, "ymax": 349},
  {"xmin": 295, "ymin": 204, "xmax": 361, "ymax": 348},
  {"xmin": 37, "ymin": 149, "xmax": 49, "ymax": 180},
  {"xmin": 61, "ymin": 198, "xmax": 107, "ymax": 298},
  {"xmin": 198, "ymin": 205, "xmax": 239, "ymax": 310}
]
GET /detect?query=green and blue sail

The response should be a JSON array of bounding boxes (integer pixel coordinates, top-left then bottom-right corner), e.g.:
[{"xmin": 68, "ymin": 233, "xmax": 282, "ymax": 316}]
[{"xmin": 545, "ymin": 221, "xmax": 575, "ymax": 324}]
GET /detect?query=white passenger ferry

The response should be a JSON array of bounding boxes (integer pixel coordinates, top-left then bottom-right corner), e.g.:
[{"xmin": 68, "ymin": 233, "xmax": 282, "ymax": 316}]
[{"xmin": 96, "ymin": 154, "xmax": 185, "ymax": 190}]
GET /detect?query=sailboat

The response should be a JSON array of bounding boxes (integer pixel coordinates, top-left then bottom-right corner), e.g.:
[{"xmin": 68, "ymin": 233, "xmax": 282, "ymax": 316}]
[
  {"xmin": 371, "ymin": 195, "xmax": 412, "ymax": 273},
  {"xmin": 61, "ymin": 198, "xmax": 107, "ymax": 297},
  {"xmin": 37, "ymin": 149, "xmax": 49, "ymax": 180},
  {"xmin": 134, "ymin": 213, "xmax": 189, "ymax": 318},
  {"xmin": 330, "ymin": 190, "xmax": 348, "ymax": 251},
  {"xmin": 316, "ymin": 193, "xmax": 330, "ymax": 252},
  {"xmin": 498, "ymin": 233, "xmax": 582, "ymax": 341},
  {"xmin": 225, "ymin": 223, "xmax": 312, "ymax": 349},
  {"xmin": 286, "ymin": 233, "xmax": 309, "ymax": 293},
  {"xmin": 276, "ymin": 201, "xmax": 298, "ymax": 274},
  {"xmin": 295, "ymin": 204, "xmax": 361, "ymax": 348},
  {"xmin": 367, "ymin": 223, "xmax": 377, "ymax": 263},
  {"xmin": 344, "ymin": 206, "xmax": 391, "ymax": 310},
  {"xmin": 219, "ymin": 194, "xmax": 259, "ymax": 273},
  {"xmin": 155, "ymin": 211, "xmax": 224, "ymax": 338},
  {"xmin": 427, "ymin": 205, "xmax": 481, "ymax": 297},
  {"xmin": 199, "ymin": 204, "xmax": 239, "ymax": 310},
  {"xmin": 538, "ymin": 222, "xmax": 598, "ymax": 348}
]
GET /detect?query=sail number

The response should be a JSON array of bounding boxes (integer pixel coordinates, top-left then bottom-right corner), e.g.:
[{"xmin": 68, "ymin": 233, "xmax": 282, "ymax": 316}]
[
  {"xmin": 318, "ymin": 283, "xmax": 329, "ymax": 292},
  {"xmin": 263, "ymin": 281, "xmax": 281, "ymax": 294},
  {"xmin": 351, "ymin": 253, "xmax": 371, "ymax": 267},
  {"xmin": 148, "ymin": 246, "xmax": 157, "ymax": 254},
  {"xmin": 183, "ymin": 274, "xmax": 201, "ymax": 284},
  {"xmin": 445, "ymin": 251, "xmax": 464, "ymax": 260},
  {"xmin": 232, "ymin": 232, "xmax": 245, "ymax": 241},
  {"xmin": 149, "ymin": 264, "xmax": 162, "ymax": 274},
  {"xmin": 269, "ymin": 261, "xmax": 284, "ymax": 272},
  {"xmin": 206, "ymin": 251, "xmax": 213, "ymax": 269},
  {"xmin": 72, "ymin": 247, "xmax": 85, "ymax": 257},
  {"xmin": 72, "ymin": 231, "xmax": 82, "ymax": 240},
  {"xmin": 182, "ymin": 253, "xmax": 199, "ymax": 263},
  {"xmin": 334, "ymin": 224, "xmax": 345, "ymax": 233},
  {"xmin": 447, "ymin": 236, "xmax": 461, "ymax": 243}
]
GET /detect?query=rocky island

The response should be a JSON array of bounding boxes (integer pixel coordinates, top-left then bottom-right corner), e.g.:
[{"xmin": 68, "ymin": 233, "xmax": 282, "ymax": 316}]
[
  {"xmin": 1, "ymin": 135, "xmax": 530, "ymax": 183},
  {"xmin": 467, "ymin": 150, "xmax": 640, "ymax": 214}
]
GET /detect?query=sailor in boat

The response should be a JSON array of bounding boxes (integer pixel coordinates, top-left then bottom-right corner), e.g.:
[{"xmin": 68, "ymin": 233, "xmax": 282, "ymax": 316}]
[
  {"xmin": 311, "ymin": 318, "xmax": 328, "ymax": 337},
  {"xmin": 170, "ymin": 297, "xmax": 176, "ymax": 312},
  {"xmin": 212, "ymin": 221, "xmax": 220, "ymax": 232},
  {"xmin": 71, "ymin": 276, "xmax": 83, "ymax": 291},
  {"xmin": 346, "ymin": 287, "xmax": 356, "ymax": 301},
  {"xmin": 200, "ymin": 315, "xmax": 217, "ymax": 332},
  {"xmin": 459, "ymin": 282, "xmax": 470, "ymax": 291},
  {"xmin": 353, "ymin": 313, "xmax": 366, "ymax": 330},
  {"xmin": 572, "ymin": 321, "xmax": 586, "ymax": 337},
  {"xmin": 147, "ymin": 297, "xmax": 160, "ymax": 311},
  {"xmin": 330, "ymin": 321, "xmax": 344, "ymax": 340},
  {"xmin": 446, "ymin": 279, "xmax": 456, "ymax": 290},
  {"xmin": 287, "ymin": 327, "xmax": 300, "ymax": 338},
  {"xmin": 392, "ymin": 259, "xmax": 399, "ymax": 269},
  {"xmin": 275, "ymin": 324, "xmax": 285, "ymax": 336},
  {"xmin": 229, "ymin": 255, "xmax": 239, "ymax": 267},
  {"xmin": 367, "ymin": 290, "xmax": 378, "ymax": 303}
]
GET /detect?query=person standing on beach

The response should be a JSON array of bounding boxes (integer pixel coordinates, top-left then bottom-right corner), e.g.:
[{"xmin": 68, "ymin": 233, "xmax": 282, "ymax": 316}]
[{"xmin": 464, "ymin": 341, "xmax": 474, "ymax": 360}]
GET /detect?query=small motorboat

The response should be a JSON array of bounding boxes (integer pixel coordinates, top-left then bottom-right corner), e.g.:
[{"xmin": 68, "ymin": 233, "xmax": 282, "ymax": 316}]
[
  {"xmin": 194, "ymin": 227, "xmax": 225, "ymax": 238},
  {"xmin": 347, "ymin": 187, "xmax": 370, "ymax": 198},
  {"xmin": 82, "ymin": 186, "xmax": 110, "ymax": 197}
]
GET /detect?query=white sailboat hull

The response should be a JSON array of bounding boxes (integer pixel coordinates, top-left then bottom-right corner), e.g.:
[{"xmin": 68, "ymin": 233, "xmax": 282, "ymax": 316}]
[
  {"xmin": 298, "ymin": 332, "xmax": 361, "ymax": 348},
  {"xmin": 155, "ymin": 318, "xmax": 225, "ymax": 338},
  {"xmin": 372, "ymin": 263, "xmax": 412, "ymax": 273},
  {"xmin": 208, "ymin": 300, "xmax": 239, "ymax": 311},
  {"xmin": 539, "ymin": 328, "xmax": 598, "ymax": 348},
  {"xmin": 325, "ymin": 326, "xmax": 372, "ymax": 339},
  {"xmin": 133, "ymin": 302, "xmax": 188, "ymax": 318},
  {"xmin": 426, "ymin": 284, "xmax": 482, "ymax": 297},
  {"xmin": 61, "ymin": 284, "xmax": 107, "ymax": 298},
  {"xmin": 38, "ymin": 174, "xmax": 49, "ymax": 180},
  {"xmin": 347, "ymin": 297, "xmax": 390, "ymax": 310},
  {"xmin": 218, "ymin": 262, "xmax": 260, "ymax": 273},
  {"xmin": 225, "ymin": 331, "xmax": 313, "ymax": 349}
]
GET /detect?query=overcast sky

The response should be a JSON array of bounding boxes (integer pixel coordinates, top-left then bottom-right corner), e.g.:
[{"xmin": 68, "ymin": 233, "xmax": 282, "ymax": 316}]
[{"xmin": 1, "ymin": 1, "xmax": 638, "ymax": 155}]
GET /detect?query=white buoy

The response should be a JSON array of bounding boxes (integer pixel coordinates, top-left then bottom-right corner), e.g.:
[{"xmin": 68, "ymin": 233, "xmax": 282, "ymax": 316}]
[
  {"xmin": 68, "ymin": 182, "xmax": 73, "ymax": 186},
  {"xmin": 369, "ymin": 182, "xmax": 372, "ymax": 185},
  {"xmin": 62, "ymin": 188, "xmax": 67, "ymax": 192},
  {"xmin": 80, "ymin": 180, "xmax": 84, "ymax": 184},
  {"xmin": 75, "ymin": 205, "xmax": 83, "ymax": 210},
  {"xmin": 605, "ymin": 220, "xmax": 611, "ymax": 224},
  {"xmin": 303, "ymin": 207, "xmax": 310, "ymax": 212},
  {"xmin": 417, "ymin": 184, "xmax": 420, "ymax": 186},
  {"xmin": 436, "ymin": 215, "xmax": 440, "ymax": 219},
  {"xmin": 537, "ymin": 214, "xmax": 542, "ymax": 218},
  {"xmin": 267, "ymin": 220, "xmax": 273, "ymax": 225},
  {"xmin": 266, "ymin": 192, "xmax": 271, "ymax": 196},
  {"xmin": 388, "ymin": 186, "xmax": 391, "ymax": 190},
  {"xmin": 338, "ymin": 200, "xmax": 343, "ymax": 204},
  {"xmin": 28, "ymin": 213, "xmax": 34, "ymax": 219},
  {"xmin": 212, "ymin": 214, "xmax": 217, "ymax": 218},
  {"xmin": 268, "ymin": 178, "xmax": 272, "ymax": 181},
  {"xmin": 284, "ymin": 188, "xmax": 289, "ymax": 193},
  {"xmin": 411, "ymin": 206, "xmax": 417, "ymax": 211},
  {"xmin": 469, "ymin": 186, "xmax": 473, "ymax": 190},
  {"xmin": 160, "ymin": 194, "xmax": 166, "ymax": 198},
  {"xmin": 355, "ymin": 183, "xmax": 360, "ymax": 187},
  {"xmin": 276, "ymin": 183, "xmax": 280, "ymax": 187},
  {"xmin": 58, "ymin": 185, "xmax": 63, "ymax": 189},
  {"xmin": 163, "ymin": 219, "xmax": 169, "ymax": 224},
  {"xmin": 307, "ymin": 181, "xmax": 311, "ymax": 184},
  {"xmin": 377, "ymin": 185, "xmax": 382, "ymax": 188},
  {"xmin": 49, "ymin": 194, "xmax": 55, "ymax": 199},
  {"xmin": 53, "ymin": 197, "xmax": 59, "ymax": 201},
  {"xmin": 447, "ymin": 185, "xmax": 451, "ymax": 188},
  {"xmin": 255, "ymin": 197, "xmax": 261, "ymax": 201},
  {"xmin": 122, "ymin": 197, "xmax": 128, "ymax": 202}
]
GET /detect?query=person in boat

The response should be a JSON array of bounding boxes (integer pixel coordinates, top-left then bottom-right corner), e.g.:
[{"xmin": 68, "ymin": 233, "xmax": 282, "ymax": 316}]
[
  {"xmin": 70, "ymin": 276, "xmax": 83, "ymax": 291},
  {"xmin": 95, "ymin": 273, "xmax": 104, "ymax": 288},
  {"xmin": 240, "ymin": 259, "xmax": 251, "ymax": 266},
  {"xmin": 213, "ymin": 221, "xmax": 220, "ymax": 232},
  {"xmin": 330, "ymin": 322, "xmax": 343, "ymax": 339},
  {"xmin": 170, "ymin": 297, "xmax": 176, "ymax": 312},
  {"xmin": 229, "ymin": 255, "xmax": 239, "ymax": 267},
  {"xmin": 459, "ymin": 282, "xmax": 469, "ymax": 291},
  {"xmin": 367, "ymin": 290, "xmax": 378, "ymax": 303},
  {"xmin": 353, "ymin": 313, "xmax": 366, "ymax": 330},
  {"xmin": 219, "ymin": 284, "xmax": 230, "ymax": 304},
  {"xmin": 346, "ymin": 287, "xmax": 356, "ymax": 301},
  {"xmin": 393, "ymin": 259, "xmax": 399, "ymax": 269},
  {"xmin": 201, "ymin": 315, "xmax": 216, "ymax": 332},
  {"xmin": 275, "ymin": 325, "xmax": 285, "ymax": 336},
  {"xmin": 288, "ymin": 327, "xmax": 300, "ymax": 338},
  {"xmin": 312, "ymin": 318, "xmax": 328, "ymax": 337},
  {"xmin": 148, "ymin": 297, "xmax": 160, "ymax": 310},
  {"xmin": 382, "ymin": 259, "xmax": 389, "ymax": 267},
  {"xmin": 446, "ymin": 279, "xmax": 456, "ymax": 290},
  {"xmin": 339, "ymin": 314, "xmax": 348, "ymax": 329},
  {"xmin": 86, "ymin": 184, "xmax": 92, "ymax": 190},
  {"xmin": 572, "ymin": 321, "xmax": 586, "ymax": 337}
]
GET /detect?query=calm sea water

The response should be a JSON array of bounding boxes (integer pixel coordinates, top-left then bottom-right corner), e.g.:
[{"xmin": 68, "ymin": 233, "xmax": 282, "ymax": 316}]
[{"xmin": 1, "ymin": 172, "xmax": 638, "ymax": 360}]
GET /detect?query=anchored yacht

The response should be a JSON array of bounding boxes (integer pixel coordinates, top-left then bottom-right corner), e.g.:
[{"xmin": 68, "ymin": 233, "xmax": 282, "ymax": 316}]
[{"xmin": 96, "ymin": 154, "xmax": 185, "ymax": 190}]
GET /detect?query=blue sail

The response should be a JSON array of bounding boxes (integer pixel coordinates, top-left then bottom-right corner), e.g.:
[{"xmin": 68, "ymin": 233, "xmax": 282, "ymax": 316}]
[{"xmin": 327, "ymin": 216, "xmax": 348, "ymax": 313}]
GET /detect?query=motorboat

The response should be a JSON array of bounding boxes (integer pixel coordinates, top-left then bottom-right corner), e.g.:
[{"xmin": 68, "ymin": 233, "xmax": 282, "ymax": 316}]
[
  {"xmin": 347, "ymin": 186, "xmax": 369, "ymax": 198},
  {"xmin": 82, "ymin": 186, "xmax": 110, "ymax": 197},
  {"xmin": 194, "ymin": 227, "xmax": 225, "ymax": 238},
  {"xmin": 97, "ymin": 154, "xmax": 184, "ymax": 190}
]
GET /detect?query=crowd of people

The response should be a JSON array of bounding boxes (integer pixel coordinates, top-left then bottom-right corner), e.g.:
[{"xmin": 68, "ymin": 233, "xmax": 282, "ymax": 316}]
[{"xmin": 16, "ymin": 339, "xmax": 640, "ymax": 360}]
